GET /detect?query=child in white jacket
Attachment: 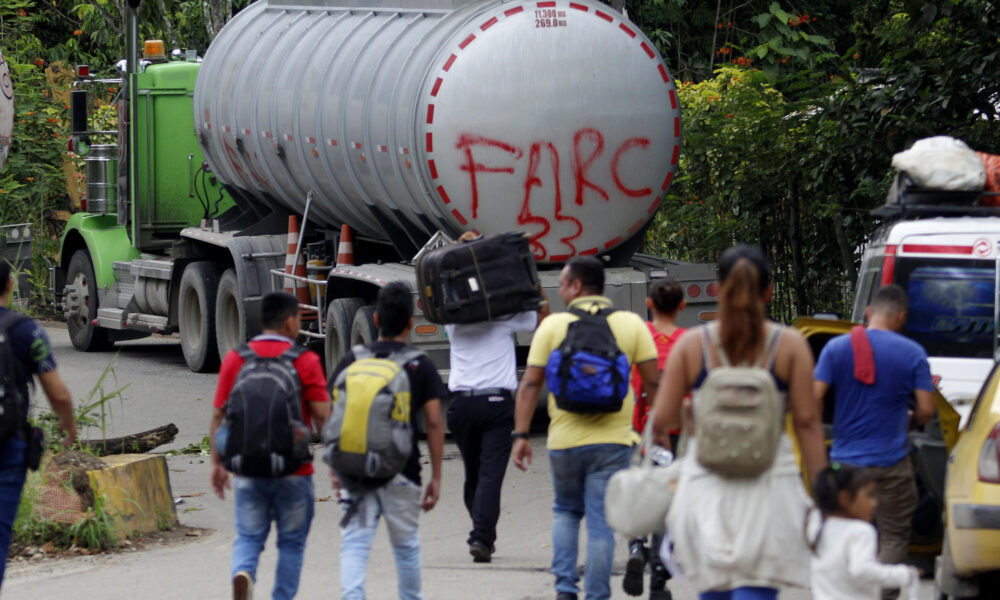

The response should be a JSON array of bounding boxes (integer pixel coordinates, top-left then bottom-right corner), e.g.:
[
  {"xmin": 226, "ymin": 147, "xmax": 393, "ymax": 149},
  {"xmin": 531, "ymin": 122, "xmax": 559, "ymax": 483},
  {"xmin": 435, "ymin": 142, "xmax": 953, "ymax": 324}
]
[{"xmin": 808, "ymin": 464, "xmax": 920, "ymax": 600}]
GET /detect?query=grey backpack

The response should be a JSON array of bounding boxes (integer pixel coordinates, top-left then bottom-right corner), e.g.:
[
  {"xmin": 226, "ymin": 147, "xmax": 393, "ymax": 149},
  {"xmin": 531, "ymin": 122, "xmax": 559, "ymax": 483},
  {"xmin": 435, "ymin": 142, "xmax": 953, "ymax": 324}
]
[
  {"xmin": 322, "ymin": 345, "xmax": 423, "ymax": 482},
  {"xmin": 694, "ymin": 323, "xmax": 783, "ymax": 478}
]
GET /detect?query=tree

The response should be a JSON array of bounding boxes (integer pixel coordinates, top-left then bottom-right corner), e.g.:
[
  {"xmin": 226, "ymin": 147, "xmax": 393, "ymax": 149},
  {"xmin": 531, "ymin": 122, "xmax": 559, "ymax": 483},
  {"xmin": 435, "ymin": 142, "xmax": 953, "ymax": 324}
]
[{"xmin": 640, "ymin": 0, "xmax": 1000, "ymax": 318}]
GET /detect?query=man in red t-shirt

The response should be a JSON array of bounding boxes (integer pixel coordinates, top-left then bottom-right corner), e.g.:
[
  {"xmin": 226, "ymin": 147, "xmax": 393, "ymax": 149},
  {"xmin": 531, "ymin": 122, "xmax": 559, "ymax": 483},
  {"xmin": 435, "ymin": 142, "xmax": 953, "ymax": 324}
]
[{"xmin": 209, "ymin": 292, "xmax": 330, "ymax": 600}]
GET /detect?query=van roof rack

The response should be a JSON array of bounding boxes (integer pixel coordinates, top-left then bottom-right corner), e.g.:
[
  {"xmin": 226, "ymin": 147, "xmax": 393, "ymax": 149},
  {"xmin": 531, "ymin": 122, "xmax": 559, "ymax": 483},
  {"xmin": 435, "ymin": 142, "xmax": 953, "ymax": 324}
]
[
  {"xmin": 872, "ymin": 172, "xmax": 1000, "ymax": 220},
  {"xmin": 872, "ymin": 203, "xmax": 1000, "ymax": 219}
]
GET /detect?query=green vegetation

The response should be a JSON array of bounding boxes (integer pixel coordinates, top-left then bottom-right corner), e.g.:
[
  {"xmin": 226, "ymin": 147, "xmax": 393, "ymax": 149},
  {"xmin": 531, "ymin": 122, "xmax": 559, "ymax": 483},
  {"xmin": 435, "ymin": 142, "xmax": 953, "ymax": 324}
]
[
  {"xmin": 12, "ymin": 459, "xmax": 117, "ymax": 552},
  {"xmin": 32, "ymin": 353, "xmax": 129, "ymax": 452},
  {"xmin": 13, "ymin": 355, "xmax": 130, "ymax": 553},
  {"xmin": 166, "ymin": 435, "xmax": 210, "ymax": 457},
  {"xmin": 635, "ymin": 0, "xmax": 1000, "ymax": 318}
]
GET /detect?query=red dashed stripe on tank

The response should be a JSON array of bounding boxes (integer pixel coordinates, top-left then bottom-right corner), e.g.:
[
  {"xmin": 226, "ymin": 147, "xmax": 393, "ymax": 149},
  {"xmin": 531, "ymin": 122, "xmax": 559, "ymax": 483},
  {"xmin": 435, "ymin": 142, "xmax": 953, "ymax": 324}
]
[
  {"xmin": 423, "ymin": 1, "xmax": 679, "ymax": 254},
  {"xmin": 661, "ymin": 172, "xmax": 673, "ymax": 191}
]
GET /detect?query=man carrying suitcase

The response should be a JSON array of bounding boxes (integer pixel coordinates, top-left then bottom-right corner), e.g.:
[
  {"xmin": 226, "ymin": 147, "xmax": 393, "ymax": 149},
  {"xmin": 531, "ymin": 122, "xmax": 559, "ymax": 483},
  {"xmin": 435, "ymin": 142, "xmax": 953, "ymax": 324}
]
[{"xmin": 446, "ymin": 232, "xmax": 548, "ymax": 563}]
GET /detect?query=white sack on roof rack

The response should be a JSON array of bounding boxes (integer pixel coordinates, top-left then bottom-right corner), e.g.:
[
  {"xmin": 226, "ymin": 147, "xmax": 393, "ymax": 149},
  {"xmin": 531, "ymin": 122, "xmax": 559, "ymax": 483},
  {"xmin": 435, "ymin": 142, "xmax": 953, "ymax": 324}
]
[{"xmin": 892, "ymin": 136, "xmax": 986, "ymax": 191}]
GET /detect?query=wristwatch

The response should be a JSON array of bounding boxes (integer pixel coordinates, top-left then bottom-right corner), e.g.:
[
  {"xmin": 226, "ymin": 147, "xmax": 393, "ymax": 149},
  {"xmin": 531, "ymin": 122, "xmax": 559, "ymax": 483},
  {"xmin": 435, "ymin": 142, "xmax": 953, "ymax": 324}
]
[{"xmin": 511, "ymin": 431, "xmax": 530, "ymax": 440}]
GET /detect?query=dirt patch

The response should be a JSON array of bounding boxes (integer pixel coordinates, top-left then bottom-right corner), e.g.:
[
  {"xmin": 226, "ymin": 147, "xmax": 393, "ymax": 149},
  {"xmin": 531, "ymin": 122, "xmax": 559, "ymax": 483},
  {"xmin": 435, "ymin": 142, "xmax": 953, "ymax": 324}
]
[{"xmin": 9, "ymin": 524, "xmax": 213, "ymax": 563}]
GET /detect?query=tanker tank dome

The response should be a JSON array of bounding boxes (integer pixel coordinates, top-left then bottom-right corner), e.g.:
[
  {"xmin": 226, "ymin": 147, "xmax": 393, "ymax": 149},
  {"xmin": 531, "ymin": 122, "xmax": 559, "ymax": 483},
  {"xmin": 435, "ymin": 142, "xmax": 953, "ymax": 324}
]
[{"xmin": 193, "ymin": 0, "xmax": 681, "ymax": 263}]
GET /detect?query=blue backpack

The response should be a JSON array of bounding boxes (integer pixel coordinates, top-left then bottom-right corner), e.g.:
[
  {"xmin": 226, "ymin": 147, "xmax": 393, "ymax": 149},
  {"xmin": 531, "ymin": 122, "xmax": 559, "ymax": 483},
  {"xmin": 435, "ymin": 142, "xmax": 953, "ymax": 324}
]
[{"xmin": 545, "ymin": 307, "xmax": 630, "ymax": 413}]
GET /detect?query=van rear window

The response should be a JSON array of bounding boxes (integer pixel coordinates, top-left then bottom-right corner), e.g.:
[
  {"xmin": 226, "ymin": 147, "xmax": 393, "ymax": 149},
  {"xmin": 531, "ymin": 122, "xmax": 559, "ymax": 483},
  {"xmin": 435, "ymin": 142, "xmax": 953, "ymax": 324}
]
[{"xmin": 895, "ymin": 258, "xmax": 994, "ymax": 358}]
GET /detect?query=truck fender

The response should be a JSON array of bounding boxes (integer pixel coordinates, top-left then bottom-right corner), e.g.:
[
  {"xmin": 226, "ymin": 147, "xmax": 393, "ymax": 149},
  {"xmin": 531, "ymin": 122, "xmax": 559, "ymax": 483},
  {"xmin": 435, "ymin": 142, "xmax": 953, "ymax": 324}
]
[{"xmin": 59, "ymin": 213, "xmax": 139, "ymax": 290}]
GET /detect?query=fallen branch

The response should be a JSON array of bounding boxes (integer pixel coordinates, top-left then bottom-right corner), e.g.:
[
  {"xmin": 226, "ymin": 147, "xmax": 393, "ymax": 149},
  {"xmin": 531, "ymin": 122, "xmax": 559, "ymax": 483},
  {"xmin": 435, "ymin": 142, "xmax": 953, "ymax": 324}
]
[{"xmin": 80, "ymin": 423, "xmax": 179, "ymax": 456}]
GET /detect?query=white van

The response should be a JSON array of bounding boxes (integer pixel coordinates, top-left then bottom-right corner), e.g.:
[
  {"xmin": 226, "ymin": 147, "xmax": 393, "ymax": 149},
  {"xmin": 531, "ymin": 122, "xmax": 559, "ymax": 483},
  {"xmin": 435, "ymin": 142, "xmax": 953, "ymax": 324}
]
[{"xmin": 853, "ymin": 214, "xmax": 1000, "ymax": 425}]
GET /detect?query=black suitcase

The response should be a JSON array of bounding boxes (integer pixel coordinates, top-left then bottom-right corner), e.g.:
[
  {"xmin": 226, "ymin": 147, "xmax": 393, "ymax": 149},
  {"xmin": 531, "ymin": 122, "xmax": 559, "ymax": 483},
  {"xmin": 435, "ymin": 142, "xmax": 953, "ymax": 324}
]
[{"xmin": 415, "ymin": 232, "xmax": 542, "ymax": 324}]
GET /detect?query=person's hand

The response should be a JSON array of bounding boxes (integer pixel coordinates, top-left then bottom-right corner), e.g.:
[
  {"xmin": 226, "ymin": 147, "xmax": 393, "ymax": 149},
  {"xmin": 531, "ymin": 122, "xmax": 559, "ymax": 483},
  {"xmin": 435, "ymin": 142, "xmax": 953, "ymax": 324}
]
[
  {"xmin": 421, "ymin": 477, "xmax": 441, "ymax": 511},
  {"xmin": 330, "ymin": 469, "xmax": 341, "ymax": 491},
  {"xmin": 457, "ymin": 231, "xmax": 479, "ymax": 242},
  {"xmin": 512, "ymin": 437, "xmax": 532, "ymax": 471},
  {"xmin": 59, "ymin": 418, "xmax": 78, "ymax": 448},
  {"xmin": 211, "ymin": 463, "xmax": 231, "ymax": 500}
]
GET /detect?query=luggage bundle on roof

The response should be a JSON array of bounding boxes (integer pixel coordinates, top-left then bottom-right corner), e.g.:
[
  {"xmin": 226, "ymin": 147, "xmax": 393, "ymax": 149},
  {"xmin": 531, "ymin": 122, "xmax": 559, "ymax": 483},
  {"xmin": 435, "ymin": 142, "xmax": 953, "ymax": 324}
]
[{"xmin": 874, "ymin": 136, "xmax": 1000, "ymax": 219}]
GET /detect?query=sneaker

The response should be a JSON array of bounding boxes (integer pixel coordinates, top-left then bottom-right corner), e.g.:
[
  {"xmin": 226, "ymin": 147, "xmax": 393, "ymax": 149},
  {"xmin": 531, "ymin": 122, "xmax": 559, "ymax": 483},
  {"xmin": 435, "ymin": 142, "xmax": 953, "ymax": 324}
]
[
  {"xmin": 233, "ymin": 571, "xmax": 253, "ymax": 600},
  {"xmin": 623, "ymin": 541, "xmax": 646, "ymax": 596},
  {"xmin": 555, "ymin": 593, "xmax": 578, "ymax": 600},
  {"xmin": 469, "ymin": 539, "xmax": 492, "ymax": 563},
  {"xmin": 649, "ymin": 589, "xmax": 672, "ymax": 600}
]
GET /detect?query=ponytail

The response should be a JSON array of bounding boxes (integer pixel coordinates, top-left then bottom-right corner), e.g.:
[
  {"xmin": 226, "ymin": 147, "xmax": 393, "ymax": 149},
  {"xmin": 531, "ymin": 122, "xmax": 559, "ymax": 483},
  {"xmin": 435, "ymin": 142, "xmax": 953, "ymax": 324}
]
[{"xmin": 718, "ymin": 258, "xmax": 766, "ymax": 365}]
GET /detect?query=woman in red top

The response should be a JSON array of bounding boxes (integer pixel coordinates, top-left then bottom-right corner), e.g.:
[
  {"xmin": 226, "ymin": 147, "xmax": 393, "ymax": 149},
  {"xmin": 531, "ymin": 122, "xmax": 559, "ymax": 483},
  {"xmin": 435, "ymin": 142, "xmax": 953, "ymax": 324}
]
[{"xmin": 625, "ymin": 278, "xmax": 685, "ymax": 600}]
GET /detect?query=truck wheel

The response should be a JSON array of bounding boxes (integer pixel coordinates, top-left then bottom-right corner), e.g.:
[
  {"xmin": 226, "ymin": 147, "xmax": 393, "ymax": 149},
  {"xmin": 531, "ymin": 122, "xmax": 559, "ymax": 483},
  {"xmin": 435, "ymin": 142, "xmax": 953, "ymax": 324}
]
[
  {"xmin": 64, "ymin": 250, "xmax": 113, "ymax": 351},
  {"xmin": 350, "ymin": 305, "xmax": 378, "ymax": 347},
  {"xmin": 215, "ymin": 269, "xmax": 245, "ymax": 360},
  {"xmin": 179, "ymin": 261, "xmax": 221, "ymax": 373},
  {"xmin": 324, "ymin": 297, "xmax": 363, "ymax": 374}
]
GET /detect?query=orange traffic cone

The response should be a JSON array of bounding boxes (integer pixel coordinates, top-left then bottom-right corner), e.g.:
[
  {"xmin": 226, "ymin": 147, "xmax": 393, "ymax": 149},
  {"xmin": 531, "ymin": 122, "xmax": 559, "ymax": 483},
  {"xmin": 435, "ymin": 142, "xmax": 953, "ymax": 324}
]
[
  {"xmin": 336, "ymin": 224, "xmax": 355, "ymax": 267},
  {"xmin": 284, "ymin": 216, "xmax": 316, "ymax": 320}
]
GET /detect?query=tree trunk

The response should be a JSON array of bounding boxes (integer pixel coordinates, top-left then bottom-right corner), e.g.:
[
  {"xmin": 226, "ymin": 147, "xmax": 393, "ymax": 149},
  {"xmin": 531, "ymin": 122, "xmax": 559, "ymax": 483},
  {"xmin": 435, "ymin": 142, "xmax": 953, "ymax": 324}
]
[
  {"xmin": 202, "ymin": 1, "xmax": 215, "ymax": 42},
  {"xmin": 80, "ymin": 423, "xmax": 179, "ymax": 456},
  {"xmin": 788, "ymin": 184, "xmax": 807, "ymax": 316},
  {"xmin": 156, "ymin": 0, "xmax": 180, "ymax": 51},
  {"xmin": 830, "ymin": 213, "xmax": 858, "ymax": 287}
]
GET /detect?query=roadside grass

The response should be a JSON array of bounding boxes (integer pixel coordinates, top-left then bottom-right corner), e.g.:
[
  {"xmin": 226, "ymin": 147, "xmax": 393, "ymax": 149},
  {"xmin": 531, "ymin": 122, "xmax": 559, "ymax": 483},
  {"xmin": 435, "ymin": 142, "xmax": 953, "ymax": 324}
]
[
  {"xmin": 12, "ymin": 355, "xmax": 138, "ymax": 553},
  {"xmin": 12, "ymin": 459, "xmax": 117, "ymax": 552}
]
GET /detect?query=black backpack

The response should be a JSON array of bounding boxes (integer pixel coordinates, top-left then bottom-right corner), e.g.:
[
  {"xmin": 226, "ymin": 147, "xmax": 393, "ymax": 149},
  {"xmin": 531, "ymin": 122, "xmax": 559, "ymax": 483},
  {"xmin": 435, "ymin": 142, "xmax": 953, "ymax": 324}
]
[
  {"xmin": 544, "ymin": 307, "xmax": 631, "ymax": 414},
  {"xmin": 220, "ymin": 344, "xmax": 312, "ymax": 477},
  {"xmin": 0, "ymin": 311, "xmax": 29, "ymax": 444}
]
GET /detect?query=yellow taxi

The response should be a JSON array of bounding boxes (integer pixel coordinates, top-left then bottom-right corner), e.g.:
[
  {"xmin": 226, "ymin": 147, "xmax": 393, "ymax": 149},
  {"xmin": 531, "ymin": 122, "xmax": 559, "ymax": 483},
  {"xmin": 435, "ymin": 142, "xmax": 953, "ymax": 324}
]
[{"xmin": 935, "ymin": 362, "xmax": 1000, "ymax": 598}]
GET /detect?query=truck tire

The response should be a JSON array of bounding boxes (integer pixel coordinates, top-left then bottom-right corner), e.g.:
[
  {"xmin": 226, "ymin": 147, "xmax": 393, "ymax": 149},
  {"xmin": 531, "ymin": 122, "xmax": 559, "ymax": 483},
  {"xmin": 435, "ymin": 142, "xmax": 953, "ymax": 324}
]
[
  {"xmin": 179, "ymin": 261, "xmax": 221, "ymax": 372},
  {"xmin": 215, "ymin": 268, "xmax": 244, "ymax": 361},
  {"xmin": 324, "ymin": 297, "xmax": 363, "ymax": 374},
  {"xmin": 350, "ymin": 305, "xmax": 377, "ymax": 347},
  {"xmin": 64, "ymin": 250, "xmax": 113, "ymax": 351}
]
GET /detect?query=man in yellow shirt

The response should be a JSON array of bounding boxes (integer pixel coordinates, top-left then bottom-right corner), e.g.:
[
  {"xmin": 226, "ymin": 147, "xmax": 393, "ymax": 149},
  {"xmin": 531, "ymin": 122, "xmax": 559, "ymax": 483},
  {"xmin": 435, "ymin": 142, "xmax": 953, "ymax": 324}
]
[{"xmin": 512, "ymin": 256, "xmax": 660, "ymax": 600}]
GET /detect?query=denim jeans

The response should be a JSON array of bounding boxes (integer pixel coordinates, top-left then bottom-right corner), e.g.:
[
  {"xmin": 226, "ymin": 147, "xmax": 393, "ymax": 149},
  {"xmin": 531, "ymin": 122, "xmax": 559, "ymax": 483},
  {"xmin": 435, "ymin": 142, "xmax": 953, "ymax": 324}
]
[
  {"xmin": 232, "ymin": 474, "xmax": 314, "ymax": 600},
  {"xmin": 0, "ymin": 437, "xmax": 26, "ymax": 591},
  {"xmin": 340, "ymin": 474, "xmax": 423, "ymax": 600},
  {"xmin": 549, "ymin": 443, "xmax": 631, "ymax": 600}
]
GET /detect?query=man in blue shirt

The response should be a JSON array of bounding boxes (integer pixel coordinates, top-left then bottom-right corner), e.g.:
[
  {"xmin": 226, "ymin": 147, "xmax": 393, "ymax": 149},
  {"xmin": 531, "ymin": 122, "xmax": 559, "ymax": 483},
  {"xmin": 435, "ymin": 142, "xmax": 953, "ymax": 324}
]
[
  {"xmin": 0, "ymin": 261, "xmax": 76, "ymax": 590},
  {"xmin": 814, "ymin": 284, "xmax": 935, "ymax": 598}
]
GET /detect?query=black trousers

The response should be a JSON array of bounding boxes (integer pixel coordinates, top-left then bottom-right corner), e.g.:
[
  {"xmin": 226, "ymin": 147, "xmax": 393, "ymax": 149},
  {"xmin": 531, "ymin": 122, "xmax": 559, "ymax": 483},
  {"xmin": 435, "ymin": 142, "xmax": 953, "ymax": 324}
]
[{"xmin": 446, "ymin": 391, "xmax": 514, "ymax": 546}]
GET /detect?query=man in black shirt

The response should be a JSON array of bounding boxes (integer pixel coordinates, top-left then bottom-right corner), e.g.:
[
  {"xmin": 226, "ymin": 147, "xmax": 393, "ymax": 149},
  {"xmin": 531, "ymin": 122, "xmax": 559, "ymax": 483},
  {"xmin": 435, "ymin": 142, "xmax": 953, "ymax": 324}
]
[{"xmin": 329, "ymin": 281, "xmax": 444, "ymax": 600}]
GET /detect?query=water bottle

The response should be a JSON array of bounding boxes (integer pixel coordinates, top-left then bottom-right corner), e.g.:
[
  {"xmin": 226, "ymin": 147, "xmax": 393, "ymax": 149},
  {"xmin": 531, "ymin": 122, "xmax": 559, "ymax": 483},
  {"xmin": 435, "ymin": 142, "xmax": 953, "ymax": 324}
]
[{"xmin": 649, "ymin": 445, "xmax": 674, "ymax": 467}]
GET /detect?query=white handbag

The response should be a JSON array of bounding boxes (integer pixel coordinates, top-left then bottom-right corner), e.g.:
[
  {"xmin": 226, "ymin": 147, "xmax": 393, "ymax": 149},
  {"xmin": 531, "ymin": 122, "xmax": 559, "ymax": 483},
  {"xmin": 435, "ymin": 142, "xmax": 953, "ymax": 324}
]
[{"xmin": 604, "ymin": 415, "xmax": 681, "ymax": 538}]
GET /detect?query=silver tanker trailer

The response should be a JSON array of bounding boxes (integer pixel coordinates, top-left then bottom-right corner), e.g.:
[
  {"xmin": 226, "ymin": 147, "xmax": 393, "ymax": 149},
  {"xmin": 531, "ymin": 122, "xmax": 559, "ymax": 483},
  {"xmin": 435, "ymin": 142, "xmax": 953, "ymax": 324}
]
[{"xmin": 57, "ymin": 0, "xmax": 719, "ymax": 376}]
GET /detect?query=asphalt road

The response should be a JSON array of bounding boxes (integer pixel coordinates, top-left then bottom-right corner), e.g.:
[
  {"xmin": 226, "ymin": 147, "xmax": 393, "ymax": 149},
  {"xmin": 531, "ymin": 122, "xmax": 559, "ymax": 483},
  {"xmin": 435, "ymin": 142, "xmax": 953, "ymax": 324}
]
[{"xmin": 4, "ymin": 326, "xmax": 937, "ymax": 599}]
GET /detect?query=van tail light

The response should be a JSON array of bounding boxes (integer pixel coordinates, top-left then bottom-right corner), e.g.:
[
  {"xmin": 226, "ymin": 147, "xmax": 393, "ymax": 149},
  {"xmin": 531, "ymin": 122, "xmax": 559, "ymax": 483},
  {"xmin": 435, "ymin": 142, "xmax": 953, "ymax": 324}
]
[
  {"xmin": 880, "ymin": 245, "xmax": 897, "ymax": 286},
  {"xmin": 978, "ymin": 423, "xmax": 1000, "ymax": 483}
]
